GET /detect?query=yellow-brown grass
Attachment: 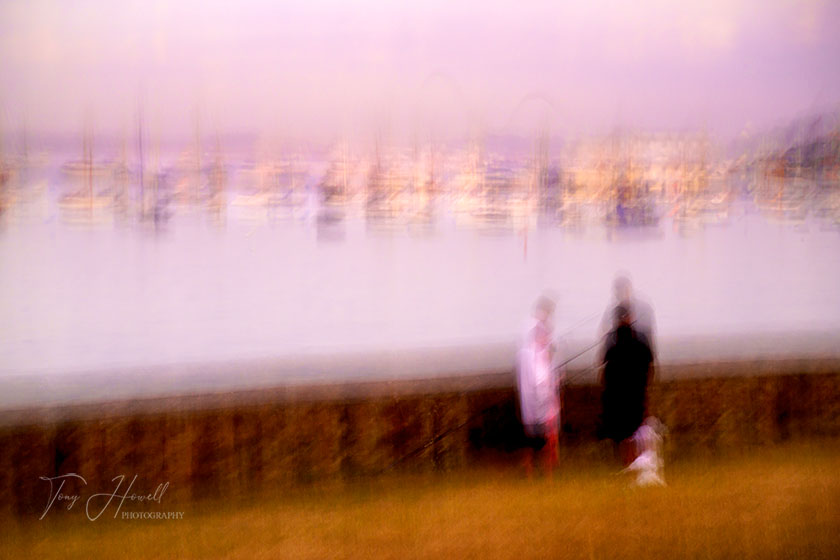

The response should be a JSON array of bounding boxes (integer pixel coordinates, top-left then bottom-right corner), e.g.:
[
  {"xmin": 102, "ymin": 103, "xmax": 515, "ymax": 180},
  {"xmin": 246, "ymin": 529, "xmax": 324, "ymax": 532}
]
[{"xmin": 4, "ymin": 440, "xmax": 839, "ymax": 559}]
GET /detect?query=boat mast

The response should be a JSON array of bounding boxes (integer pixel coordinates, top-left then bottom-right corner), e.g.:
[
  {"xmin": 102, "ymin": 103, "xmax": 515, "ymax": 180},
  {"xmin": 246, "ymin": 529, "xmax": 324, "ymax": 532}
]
[
  {"xmin": 138, "ymin": 107, "xmax": 145, "ymax": 219},
  {"xmin": 86, "ymin": 123, "xmax": 93, "ymax": 210}
]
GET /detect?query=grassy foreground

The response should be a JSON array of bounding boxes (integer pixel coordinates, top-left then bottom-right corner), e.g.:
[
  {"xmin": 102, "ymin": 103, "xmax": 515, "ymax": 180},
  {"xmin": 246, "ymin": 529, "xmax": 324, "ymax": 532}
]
[{"xmin": 4, "ymin": 441, "xmax": 839, "ymax": 559}]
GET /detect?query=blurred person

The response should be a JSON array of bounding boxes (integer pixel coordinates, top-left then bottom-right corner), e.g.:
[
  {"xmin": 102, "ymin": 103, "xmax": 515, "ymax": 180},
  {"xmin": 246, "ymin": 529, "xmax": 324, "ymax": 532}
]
[
  {"xmin": 598, "ymin": 305, "xmax": 655, "ymax": 466},
  {"xmin": 598, "ymin": 274, "xmax": 655, "ymax": 351},
  {"xmin": 516, "ymin": 296, "xmax": 565, "ymax": 477}
]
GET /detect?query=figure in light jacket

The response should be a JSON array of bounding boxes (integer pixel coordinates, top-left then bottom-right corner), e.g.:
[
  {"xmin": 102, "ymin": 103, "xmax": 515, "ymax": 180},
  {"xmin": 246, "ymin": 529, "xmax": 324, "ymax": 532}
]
[{"xmin": 516, "ymin": 296, "xmax": 564, "ymax": 475}]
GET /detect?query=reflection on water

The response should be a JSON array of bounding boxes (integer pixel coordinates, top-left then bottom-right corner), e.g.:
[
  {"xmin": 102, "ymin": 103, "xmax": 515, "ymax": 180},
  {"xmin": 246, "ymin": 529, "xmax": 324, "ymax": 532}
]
[{"xmin": 1, "ymin": 155, "xmax": 839, "ymax": 376}]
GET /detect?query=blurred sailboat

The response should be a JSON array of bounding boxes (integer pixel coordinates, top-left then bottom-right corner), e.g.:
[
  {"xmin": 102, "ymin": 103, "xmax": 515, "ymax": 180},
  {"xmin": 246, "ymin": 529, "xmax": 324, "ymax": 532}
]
[{"xmin": 59, "ymin": 127, "xmax": 114, "ymax": 221}]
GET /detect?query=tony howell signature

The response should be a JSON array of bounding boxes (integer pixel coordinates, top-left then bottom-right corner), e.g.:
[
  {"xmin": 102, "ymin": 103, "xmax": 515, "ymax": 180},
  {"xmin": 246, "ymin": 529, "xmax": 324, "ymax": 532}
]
[{"xmin": 39, "ymin": 473, "xmax": 170, "ymax": 521}]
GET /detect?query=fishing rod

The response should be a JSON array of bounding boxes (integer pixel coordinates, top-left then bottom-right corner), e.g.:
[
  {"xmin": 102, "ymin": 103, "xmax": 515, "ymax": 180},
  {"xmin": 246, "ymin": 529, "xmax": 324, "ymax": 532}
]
[
  {"xmin": 380, "ymin": 319, "xmax": 607, "ymax": 474},
  {"xmin": 380, "ymin": 313, "xmax": 653, "ymax": 473}
]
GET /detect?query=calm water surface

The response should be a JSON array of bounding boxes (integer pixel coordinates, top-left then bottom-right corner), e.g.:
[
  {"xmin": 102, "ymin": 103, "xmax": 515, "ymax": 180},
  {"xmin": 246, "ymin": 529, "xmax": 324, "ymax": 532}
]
[{"xmin": 1, "ymin": 174, "xmax": 839, "ymax": 378}]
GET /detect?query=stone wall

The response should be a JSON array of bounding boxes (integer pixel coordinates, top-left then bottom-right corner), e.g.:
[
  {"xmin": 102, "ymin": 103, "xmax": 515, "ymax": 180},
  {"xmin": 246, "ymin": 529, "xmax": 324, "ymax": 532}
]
[{"xmin": 1, "ymin": 359, "xmax": 838, "ymax": 518}]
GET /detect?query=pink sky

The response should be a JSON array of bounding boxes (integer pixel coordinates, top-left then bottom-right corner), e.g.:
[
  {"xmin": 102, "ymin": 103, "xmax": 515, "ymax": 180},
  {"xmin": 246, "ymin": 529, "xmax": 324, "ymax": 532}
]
[{"xmin": 1, "ymin": 0, "xmax": 839, "ymax": 142}]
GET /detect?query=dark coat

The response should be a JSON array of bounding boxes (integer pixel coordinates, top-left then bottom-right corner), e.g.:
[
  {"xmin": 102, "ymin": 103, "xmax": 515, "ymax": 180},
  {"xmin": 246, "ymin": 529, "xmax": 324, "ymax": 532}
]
[{"xmin": 600, "ymin": 325, "xmax": 653, "ymax": 442}]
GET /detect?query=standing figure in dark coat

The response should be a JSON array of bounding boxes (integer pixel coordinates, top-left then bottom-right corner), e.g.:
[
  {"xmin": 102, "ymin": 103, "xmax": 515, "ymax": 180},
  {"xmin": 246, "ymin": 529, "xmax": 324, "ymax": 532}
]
[{"xmin": 599, "ymin": 305, "xmax": 654, "ymax": 465}]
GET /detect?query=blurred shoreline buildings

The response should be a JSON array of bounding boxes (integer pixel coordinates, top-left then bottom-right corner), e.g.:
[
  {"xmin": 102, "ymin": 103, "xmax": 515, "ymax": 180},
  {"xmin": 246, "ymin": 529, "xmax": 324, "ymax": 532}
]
[{"xmin": 1, "ymin": 109, "xmax": 839, "ymax": 232}]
